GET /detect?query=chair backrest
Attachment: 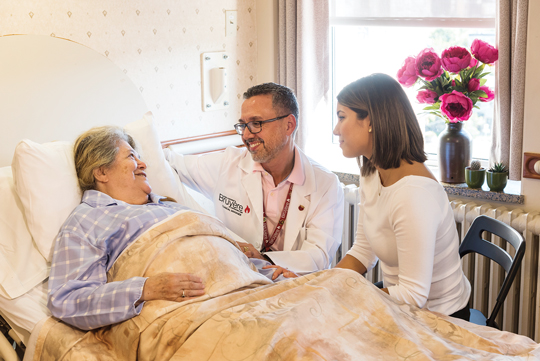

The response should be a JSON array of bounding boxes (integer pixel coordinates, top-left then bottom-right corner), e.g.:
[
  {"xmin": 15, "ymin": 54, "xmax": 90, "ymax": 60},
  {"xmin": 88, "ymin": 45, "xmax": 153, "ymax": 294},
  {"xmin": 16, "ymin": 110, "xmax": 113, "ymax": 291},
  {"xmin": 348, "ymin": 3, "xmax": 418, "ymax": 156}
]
[{"xmin": 459, "ymin": 215, "xmax": 526, "ymax": 328}]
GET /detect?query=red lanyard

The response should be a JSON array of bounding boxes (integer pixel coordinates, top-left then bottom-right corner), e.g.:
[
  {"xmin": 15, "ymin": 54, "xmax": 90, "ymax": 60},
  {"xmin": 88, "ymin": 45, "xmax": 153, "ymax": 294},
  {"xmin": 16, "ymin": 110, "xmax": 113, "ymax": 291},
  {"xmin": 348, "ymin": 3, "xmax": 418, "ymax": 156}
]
[{"xmin": 262, "ymin": 183, "xmax": 294, "ymax": 252}]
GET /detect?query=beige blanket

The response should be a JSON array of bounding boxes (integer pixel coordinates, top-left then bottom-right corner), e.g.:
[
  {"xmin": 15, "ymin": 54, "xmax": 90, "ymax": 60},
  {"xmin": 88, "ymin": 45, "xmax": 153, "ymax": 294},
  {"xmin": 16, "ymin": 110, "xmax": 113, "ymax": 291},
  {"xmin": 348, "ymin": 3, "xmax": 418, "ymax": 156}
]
[{"xmin": 34, "ymin": 211, "xmax": 540, "ymax": 360}]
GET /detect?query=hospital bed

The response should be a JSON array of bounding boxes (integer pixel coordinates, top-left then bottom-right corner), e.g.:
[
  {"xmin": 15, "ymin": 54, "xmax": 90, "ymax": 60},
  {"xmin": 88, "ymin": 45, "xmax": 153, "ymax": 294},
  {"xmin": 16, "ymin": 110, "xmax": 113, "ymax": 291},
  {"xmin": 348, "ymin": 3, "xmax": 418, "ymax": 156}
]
[
  {"xmin": 0, "ymin": 34, "xmax": 241, "ymax": 361},
  {"xmin": 0, "ymin": 33, "xmax": 146, "ymax": 361}
]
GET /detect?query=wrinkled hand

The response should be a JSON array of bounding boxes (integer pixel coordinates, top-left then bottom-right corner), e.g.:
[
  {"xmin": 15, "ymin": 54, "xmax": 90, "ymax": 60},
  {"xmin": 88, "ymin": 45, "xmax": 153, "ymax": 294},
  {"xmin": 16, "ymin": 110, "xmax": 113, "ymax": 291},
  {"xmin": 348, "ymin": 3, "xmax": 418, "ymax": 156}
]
[
  {"xmin": 237, "ymin": 242, "xmax": 264, "ymax": 260},
  {"xmin": 140, "ymin": 272, "xmax": 205, "ymax": 303},
  {"xmin": 262, "ymin": 265, "xmax": 299, "ymax": 280}
]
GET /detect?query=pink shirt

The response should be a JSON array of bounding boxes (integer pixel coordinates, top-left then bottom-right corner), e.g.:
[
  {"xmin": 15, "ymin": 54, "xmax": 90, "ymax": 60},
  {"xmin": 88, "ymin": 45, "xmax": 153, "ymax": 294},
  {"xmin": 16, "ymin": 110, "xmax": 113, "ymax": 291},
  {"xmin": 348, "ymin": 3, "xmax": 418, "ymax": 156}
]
[{"xmin": 252, "ymin": 147, "xmax": 305, "ymax": 251}]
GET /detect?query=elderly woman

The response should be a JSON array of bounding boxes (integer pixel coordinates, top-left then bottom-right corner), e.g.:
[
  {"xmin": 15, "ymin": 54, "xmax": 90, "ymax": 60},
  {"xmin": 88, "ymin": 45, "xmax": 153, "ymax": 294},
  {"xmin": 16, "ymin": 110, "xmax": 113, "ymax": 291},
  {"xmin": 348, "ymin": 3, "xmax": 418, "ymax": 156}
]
[
  {"xmin": 47, "ymin": 126, "xmax": 294, "ymax": 331},
  {"xmin": 333, "ymin": 74, "xmax": 471, "ymax": 320}
]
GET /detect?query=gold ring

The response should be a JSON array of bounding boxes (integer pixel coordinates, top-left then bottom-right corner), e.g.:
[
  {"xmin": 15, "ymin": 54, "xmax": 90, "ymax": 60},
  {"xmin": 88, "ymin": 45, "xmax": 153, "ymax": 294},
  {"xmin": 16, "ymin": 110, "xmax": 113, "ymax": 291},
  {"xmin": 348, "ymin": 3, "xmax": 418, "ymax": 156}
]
[
  {"xmin": 182, "ymin": 290, "xmax": 186, "ymax": 298},
  {"xmin": 243, "ymin": 247, "xmax": 250, "ymax": 252}
]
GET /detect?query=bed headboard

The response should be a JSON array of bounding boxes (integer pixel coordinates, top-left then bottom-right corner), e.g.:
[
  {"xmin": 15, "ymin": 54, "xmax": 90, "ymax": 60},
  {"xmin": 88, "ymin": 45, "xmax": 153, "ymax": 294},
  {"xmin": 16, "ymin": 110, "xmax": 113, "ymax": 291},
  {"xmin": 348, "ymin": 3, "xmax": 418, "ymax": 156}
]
[{"xmin": 0, "ymin": 34, "xmax": 148, "ymax": 167}]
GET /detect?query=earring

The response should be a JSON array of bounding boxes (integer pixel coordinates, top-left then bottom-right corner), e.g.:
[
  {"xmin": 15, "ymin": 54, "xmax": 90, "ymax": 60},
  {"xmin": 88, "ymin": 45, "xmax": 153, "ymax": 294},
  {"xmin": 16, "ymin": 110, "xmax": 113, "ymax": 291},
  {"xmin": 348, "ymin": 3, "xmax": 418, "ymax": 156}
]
[{"xmin": 368, "ymin": 128, "xmax": 372, "ymax": 133}]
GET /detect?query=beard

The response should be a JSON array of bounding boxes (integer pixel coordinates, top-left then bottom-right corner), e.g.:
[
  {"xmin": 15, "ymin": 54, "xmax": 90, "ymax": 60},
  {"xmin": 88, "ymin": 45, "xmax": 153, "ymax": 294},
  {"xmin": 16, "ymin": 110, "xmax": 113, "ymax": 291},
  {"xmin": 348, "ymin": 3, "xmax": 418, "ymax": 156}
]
[{"xmin": 245, "ymin": 136, "xmax": 287, "ymax": 164}]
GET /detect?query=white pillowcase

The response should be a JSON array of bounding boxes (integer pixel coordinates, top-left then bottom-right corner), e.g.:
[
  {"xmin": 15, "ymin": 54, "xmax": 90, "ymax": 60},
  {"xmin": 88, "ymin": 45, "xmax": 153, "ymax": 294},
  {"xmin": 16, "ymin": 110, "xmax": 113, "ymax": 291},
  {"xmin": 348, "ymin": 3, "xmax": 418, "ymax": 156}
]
[
  {"xmin": 11, "ymin": 140, "xmax": 81, "ymax": 262},
  {"xmin": 124, "ymin": 111, "xmax": 207, "ymax": 213},
  {"xmin": 10, "ymin": 111, "xmax": 206, "ymax": 264},
  {"xmin": 0, "ymin": 166, "xmax": 49, "ymax": 299}
]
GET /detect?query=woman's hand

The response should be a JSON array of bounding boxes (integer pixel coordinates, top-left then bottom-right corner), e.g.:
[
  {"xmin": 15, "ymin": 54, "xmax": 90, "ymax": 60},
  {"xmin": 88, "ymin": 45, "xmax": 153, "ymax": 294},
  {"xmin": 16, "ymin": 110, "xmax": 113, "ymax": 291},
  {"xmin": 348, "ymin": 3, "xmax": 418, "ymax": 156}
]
[
  {"xmin": 237, "ymin": 242, "xmax": 264, "ymax": 260},
  {"xmin": 262, "ymin": 265, "xmax": 299, "ymax": 280},
  {"xmin": 139, "ymin": 272, "xmax": 205, "ymax": 303}
]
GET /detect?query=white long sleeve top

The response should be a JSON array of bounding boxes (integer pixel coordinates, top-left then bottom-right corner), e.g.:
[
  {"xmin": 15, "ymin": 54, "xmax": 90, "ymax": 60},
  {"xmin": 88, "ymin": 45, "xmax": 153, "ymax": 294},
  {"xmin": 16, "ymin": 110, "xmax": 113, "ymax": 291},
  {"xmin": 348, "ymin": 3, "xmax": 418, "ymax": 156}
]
[{"xmin": 348, "ymin": 171, "xmax": 470, "ymax": 315}]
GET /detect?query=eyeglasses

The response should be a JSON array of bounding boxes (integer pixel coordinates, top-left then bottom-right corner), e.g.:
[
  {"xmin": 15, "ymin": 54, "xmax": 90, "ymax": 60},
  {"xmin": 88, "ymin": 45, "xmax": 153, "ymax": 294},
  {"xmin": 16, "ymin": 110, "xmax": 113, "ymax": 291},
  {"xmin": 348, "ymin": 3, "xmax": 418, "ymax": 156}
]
[{"xmin": 233, "ymin": 114, "xmax": 291, "ymax": 135}]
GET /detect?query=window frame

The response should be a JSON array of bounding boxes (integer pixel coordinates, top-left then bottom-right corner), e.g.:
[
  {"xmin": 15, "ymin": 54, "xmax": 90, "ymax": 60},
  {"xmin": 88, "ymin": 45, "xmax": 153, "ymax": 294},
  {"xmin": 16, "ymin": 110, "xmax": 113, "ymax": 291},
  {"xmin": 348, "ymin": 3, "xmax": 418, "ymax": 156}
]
[{"xmin": 329, "ymin": 15, "xmax": 495, "ymax": 171}]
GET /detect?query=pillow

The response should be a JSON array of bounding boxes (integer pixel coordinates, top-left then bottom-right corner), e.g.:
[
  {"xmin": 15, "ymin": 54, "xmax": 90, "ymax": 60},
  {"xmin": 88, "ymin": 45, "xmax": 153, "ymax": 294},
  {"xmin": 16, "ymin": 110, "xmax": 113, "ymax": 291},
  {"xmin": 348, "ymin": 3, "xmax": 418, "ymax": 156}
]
[
  {"xmin": 124, "ymin": 111, "xmax": 207, "ymax": 214},
  {"xmin": 11, "ymin": 112, "xmax": 207, "ymax": 264},
  {"xmin": 0, "ymin": 166, "xmax": 49, "ymax": 299},
  {"xmin": 11, "ymin": 140, "xmax": 81, "ymax": 262}
]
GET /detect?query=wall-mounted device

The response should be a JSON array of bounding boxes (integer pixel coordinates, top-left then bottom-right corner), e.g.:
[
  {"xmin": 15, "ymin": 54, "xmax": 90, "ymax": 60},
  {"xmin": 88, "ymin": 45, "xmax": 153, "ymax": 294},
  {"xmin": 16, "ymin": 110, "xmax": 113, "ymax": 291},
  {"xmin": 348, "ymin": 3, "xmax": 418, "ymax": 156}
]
[
  {"xmin": 523, "ymin": 152, "xmax": 540, "ymax": 180},
  {"xmin": 201, "ymin": 51, "xmax": 229, "ymax": 112}
]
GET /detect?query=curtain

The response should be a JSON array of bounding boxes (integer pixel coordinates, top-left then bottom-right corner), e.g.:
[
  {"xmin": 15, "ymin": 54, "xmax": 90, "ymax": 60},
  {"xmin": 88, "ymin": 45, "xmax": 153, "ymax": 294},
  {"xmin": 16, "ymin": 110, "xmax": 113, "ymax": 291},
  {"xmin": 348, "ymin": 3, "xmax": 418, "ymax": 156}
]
[
  {"xmin": 278, "ymin": 0, "xmax": 329, "ymax": 150},
  {"xmin": 492, "ymin": 0, "xmax": 528, "ymax": 180}
]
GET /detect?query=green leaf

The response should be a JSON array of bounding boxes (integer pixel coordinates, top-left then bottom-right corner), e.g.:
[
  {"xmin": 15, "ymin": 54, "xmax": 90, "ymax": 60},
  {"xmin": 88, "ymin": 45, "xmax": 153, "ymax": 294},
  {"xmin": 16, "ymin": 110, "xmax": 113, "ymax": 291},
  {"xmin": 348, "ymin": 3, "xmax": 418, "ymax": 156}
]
[
  {"xmin": 422, "ymin": 104, "xmax": 440, "ymax": 110},
  {"xmin": 474, "ymin": 90, "xmax": 488, "ymax": 98},
  {"xmin": 419, "ymin": 78, "xmax": 431, "ymax": 87},
  {"xmin": 479, "ymin": 78, "xmax": 487, "ymax": 86},
  {"xmin": 472, "ymin": 64, "xmax": 485, "ymax": 78},
  {"xmin": 429, "ymin": 112, "xmax": 446, "ymax": 120},
  {"xmin": 474, "ymin": 105, "xmax": 480, "ymax": 109}
]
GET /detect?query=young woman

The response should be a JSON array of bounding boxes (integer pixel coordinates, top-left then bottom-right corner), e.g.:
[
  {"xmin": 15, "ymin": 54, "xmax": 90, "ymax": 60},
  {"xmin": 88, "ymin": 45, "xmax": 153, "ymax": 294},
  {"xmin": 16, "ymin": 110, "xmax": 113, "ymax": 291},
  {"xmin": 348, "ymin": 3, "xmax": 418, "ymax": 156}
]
[{"xmin": 333, "ymin": 73, "xmax": 471, "ymax": 320}]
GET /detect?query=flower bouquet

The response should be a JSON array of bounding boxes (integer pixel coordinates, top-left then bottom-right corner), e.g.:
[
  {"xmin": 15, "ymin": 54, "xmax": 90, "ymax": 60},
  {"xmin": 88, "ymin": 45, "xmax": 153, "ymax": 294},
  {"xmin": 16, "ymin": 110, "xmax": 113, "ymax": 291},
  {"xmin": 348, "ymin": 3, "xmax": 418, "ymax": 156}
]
[
  {"xmin": 397, "ymin": 39, "xmax": 498, "ymax": 123},
  {"xmin": 397, "ymin": 39, "xmax": 498, "ymax": 184}
]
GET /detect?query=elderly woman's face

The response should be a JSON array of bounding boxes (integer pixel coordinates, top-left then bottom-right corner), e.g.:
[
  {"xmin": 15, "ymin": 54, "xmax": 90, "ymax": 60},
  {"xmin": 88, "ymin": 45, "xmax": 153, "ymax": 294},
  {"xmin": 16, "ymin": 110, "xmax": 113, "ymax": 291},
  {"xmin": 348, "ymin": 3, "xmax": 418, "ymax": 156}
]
[{"xmin": 95, "ymin": 140, "xmax": 152, "ymax": 204}]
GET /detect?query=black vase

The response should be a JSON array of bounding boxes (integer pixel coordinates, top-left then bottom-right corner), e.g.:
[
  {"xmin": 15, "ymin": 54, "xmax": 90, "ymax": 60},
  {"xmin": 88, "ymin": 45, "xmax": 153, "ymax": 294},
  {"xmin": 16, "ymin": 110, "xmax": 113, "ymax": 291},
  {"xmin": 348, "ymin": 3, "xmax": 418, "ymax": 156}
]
[{"xmin": 438, "ymin": 122, "xmax": 471, "ymax": 183}]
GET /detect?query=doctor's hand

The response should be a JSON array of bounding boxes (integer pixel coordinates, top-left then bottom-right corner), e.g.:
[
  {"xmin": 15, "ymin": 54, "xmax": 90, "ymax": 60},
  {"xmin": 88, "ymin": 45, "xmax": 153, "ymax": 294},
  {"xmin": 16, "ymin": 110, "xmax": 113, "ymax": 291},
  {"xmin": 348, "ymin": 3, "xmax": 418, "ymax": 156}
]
[
  {"xmin": 262, "ymin": 265, "xmax": 299, "ymax": 280},
  {"xmin": 237, "ymin": 242, "xmax": 264, "ymax": 260},
  {"xmin": 139, "ymin": 272, "xmax": 205, "ymax": 304}
]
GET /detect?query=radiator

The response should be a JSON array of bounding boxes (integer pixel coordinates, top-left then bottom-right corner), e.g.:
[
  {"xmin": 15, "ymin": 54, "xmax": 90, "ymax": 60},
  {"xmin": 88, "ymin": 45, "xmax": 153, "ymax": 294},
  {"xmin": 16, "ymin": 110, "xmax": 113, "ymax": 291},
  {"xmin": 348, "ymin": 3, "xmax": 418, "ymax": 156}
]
[{"xmin": 337, "ymin": 184, "xmax": 540, "ymax": 341}]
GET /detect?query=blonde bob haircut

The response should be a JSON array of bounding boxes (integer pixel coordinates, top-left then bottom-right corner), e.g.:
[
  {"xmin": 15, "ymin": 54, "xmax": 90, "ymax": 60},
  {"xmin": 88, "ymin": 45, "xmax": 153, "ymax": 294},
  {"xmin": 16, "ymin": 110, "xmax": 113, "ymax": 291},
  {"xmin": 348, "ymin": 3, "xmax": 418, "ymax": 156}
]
[
  {"xmin": 74, "ymin": 126, "xmax": 137, "ymax": 192},
  {"xmin": 337, "ymin": 73, "xmax": 427, "ymax": 177}
]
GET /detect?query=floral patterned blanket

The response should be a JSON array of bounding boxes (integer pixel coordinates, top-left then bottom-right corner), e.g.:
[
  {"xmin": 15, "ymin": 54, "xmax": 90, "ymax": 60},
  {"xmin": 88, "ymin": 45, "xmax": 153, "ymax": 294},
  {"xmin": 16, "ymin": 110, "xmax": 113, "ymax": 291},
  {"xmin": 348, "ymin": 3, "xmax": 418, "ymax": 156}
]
[{"xmin": 33, "ymin": 211, "xmax": 540, "ymax": 360}]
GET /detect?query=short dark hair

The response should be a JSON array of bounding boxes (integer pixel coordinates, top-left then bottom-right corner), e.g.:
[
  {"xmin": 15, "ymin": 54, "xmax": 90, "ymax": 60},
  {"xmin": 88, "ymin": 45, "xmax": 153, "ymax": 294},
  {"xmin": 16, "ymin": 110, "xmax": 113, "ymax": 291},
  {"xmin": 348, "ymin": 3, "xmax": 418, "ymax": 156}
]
[
  {"xmin": 337, "ymin": 73, "xmax": 427, "ymax": 176},
  {"xmin": 243, "ymin": 83, "xmax": 300, "ymax": 132}
]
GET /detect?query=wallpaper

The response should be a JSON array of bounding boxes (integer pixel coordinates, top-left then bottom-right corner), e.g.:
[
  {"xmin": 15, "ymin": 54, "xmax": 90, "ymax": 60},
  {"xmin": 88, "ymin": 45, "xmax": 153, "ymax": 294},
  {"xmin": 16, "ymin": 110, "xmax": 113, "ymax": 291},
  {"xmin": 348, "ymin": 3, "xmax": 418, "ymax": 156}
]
[{"xmin": 0, "ymin": 0, "xmax": 257, "ymax": 141}]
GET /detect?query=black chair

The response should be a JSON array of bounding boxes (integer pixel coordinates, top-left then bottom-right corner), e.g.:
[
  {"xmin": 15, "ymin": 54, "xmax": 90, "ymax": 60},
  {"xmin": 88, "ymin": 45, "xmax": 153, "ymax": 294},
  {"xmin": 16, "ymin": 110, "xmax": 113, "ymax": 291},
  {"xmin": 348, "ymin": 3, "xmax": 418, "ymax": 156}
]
[{"xmin": 459, "ymin": 215, "xmax": 525, "ymax": 329}]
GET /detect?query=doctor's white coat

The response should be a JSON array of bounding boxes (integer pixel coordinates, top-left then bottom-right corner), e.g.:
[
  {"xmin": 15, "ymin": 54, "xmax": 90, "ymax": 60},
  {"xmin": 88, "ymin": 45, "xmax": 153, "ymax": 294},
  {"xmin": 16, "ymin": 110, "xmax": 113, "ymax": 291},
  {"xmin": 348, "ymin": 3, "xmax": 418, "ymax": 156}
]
[{"xmin": 165, "ymin": 146, "xmax": 344, "ymax": 274}]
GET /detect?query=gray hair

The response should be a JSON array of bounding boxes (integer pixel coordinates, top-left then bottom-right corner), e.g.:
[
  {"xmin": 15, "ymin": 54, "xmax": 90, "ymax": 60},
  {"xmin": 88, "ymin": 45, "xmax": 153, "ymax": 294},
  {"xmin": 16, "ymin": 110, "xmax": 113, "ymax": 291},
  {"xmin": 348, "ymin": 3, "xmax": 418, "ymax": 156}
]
[{"xmin": 74, "ymin": 126, "xmax": 137, "ymax": 192}]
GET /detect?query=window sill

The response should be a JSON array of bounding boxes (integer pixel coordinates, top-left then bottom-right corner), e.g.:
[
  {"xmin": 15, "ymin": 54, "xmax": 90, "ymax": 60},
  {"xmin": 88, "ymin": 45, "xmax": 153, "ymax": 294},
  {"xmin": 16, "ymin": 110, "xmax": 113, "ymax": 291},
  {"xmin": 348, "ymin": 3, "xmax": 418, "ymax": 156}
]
[
  {"xmin": 441, "ymin": 180, "xmax": 523, "ymax": 205},
  {"xmin": 333, "ymin": 171, "xmax": 524, "ymax": 205}
]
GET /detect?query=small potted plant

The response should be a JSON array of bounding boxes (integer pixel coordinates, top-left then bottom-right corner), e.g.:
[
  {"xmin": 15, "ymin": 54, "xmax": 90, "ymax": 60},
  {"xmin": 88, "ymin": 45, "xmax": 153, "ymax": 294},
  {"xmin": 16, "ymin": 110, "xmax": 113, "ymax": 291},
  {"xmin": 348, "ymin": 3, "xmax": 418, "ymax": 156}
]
[
  {"xmin": 486, "ymin": 162, "xmax": 508, "ymax": 192},
  {"xmin": 465, "ymin": 160, "xmax": 486, "ymax": 189}
]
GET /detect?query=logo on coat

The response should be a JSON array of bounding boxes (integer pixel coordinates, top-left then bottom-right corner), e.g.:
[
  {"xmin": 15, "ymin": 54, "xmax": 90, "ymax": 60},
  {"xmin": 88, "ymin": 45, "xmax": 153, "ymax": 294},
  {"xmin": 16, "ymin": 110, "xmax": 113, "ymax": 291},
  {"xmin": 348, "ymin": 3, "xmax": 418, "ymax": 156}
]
[{"xmin": 218, "ymin": 193, "xmax": 244, "ymax": 216}]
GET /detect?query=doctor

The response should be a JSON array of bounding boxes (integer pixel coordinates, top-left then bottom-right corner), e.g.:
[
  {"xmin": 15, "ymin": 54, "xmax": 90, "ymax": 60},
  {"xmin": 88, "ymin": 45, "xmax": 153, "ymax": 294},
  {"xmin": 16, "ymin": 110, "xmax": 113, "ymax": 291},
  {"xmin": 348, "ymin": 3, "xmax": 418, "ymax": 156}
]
[{"xmin": 165, "ymin": 83, "xmax": 344, "ymax": 275}]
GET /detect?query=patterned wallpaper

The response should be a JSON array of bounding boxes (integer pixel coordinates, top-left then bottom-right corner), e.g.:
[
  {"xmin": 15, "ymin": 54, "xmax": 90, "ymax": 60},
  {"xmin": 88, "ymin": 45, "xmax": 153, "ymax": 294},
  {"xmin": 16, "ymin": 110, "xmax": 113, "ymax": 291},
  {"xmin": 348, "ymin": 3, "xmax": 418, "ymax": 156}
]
[{"xmin": 0, "ymin": 0, "xmax": 257, "ymax": 141}]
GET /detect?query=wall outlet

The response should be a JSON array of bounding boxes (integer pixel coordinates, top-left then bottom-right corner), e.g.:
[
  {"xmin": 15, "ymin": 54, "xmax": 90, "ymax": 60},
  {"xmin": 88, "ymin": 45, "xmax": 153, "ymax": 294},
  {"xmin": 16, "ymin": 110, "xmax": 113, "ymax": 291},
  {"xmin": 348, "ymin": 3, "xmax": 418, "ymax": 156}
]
[{"xmin": 226, "ymin": 10, "xmax": 237, "ymax": 37}]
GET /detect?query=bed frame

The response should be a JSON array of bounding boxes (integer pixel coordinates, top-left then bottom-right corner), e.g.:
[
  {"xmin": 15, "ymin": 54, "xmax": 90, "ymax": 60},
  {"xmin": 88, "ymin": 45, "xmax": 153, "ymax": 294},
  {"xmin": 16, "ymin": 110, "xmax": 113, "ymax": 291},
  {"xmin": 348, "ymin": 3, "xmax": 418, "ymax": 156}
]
[
  {"xmin": 0, "ymin": 130, "xmax": 243, "ymax": 361},
  {"xmin": 161, "ymin": 130, "xmax": 243, "ymax": 153}
]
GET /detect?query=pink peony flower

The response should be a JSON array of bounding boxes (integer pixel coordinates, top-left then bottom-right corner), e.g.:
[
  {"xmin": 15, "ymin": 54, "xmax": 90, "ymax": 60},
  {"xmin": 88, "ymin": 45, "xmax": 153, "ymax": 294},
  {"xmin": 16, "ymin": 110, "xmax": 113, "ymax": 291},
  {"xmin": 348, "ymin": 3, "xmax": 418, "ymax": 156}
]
[
  {"xmin": 471, "ymin": 39, "xmax": 499, "ymax": 64},
  {"xmin": 440, "ymin": 90, "xmax": 473, "ymax": 122},
  {"xmin": 416, "ymin": 89, "xmax": 438, "ymax": 104},
  {"xmin": 397, "ymin": 56, "xmax": 418, "ymax": 87},
  {"xmin": 478, "ymin": 86, "xmax": 495, "ymax": 102},
  {"xmin": 415, "ymin": 48, "xmax": 443, "ymax": 81},
  {"xmin": 469, "ymin": 57, "xmax": 478, "ymax": 68},
  {"xmin": 451, "ymin": 80, "xmax": 456, "ymax": 87},
  {"xmin": 441, "ymin": 46, "xmax": 472, "ymax": 73},
  {"xmin": 468, "ymin": 78, "xmax": 480, "ymax": 92}
]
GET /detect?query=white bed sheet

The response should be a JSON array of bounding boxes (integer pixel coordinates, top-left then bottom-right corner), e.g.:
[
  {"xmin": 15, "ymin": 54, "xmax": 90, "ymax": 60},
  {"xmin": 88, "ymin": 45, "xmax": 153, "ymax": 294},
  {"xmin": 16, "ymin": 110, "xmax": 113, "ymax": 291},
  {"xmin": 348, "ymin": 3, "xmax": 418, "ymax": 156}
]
[{"xmin": 0, "ymin": 279, "xmax": 50, "ymax": 346}]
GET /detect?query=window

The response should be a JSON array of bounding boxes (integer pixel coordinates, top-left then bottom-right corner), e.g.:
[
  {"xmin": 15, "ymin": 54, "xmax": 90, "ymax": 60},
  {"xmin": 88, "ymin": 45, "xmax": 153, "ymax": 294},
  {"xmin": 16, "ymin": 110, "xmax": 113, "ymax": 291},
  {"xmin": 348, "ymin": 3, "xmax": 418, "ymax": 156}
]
[{"xmin": 329, "ymin": 0, "xmax": 496, "ymax": 172}]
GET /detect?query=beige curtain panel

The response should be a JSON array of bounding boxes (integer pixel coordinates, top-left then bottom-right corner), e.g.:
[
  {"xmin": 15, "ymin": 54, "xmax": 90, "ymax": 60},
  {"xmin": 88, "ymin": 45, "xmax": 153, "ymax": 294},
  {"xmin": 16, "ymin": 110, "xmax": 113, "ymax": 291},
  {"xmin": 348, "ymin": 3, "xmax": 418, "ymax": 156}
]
[
  {"xmin": 492, "ymin": 0, "xmax": 528, "ymax": 180},
  {"xmin": 278, "ymin": 0, "xmax": 330, "ymax": 151}
]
